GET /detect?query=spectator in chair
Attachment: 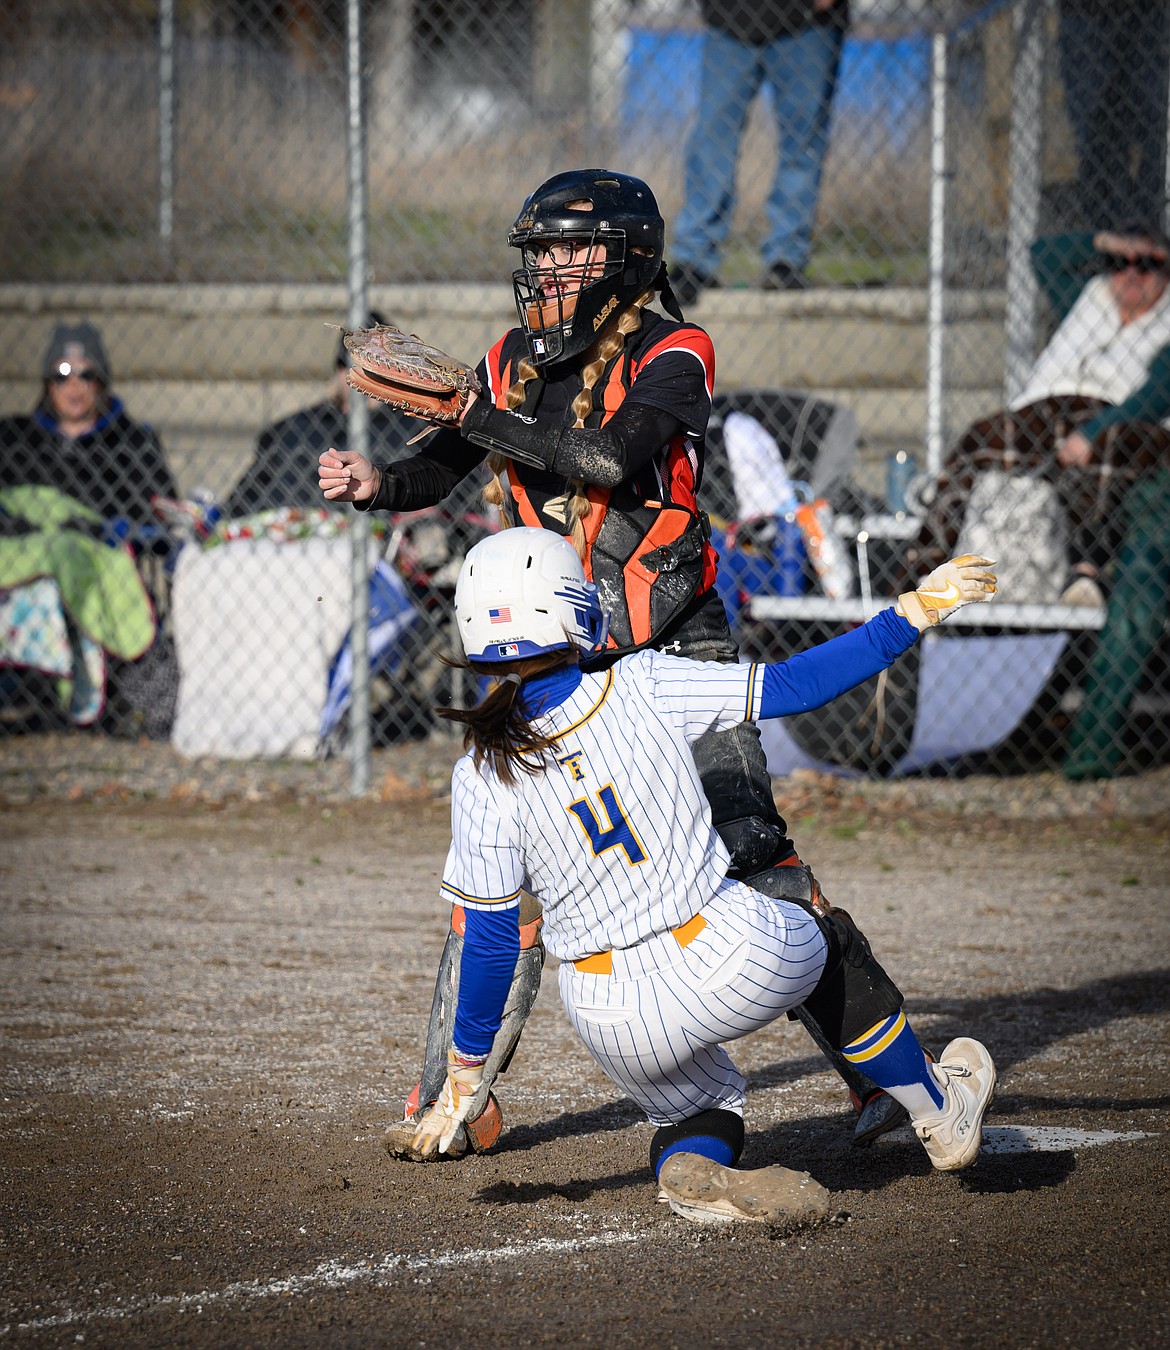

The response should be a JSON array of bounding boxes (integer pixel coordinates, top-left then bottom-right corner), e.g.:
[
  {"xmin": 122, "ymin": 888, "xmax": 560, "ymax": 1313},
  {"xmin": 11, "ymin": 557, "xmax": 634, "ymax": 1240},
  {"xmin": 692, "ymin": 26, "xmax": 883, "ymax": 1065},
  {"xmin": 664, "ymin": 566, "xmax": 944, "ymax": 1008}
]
[
  {"xmin": 0, "ymin": 321, "xmax": 178, "ymax": 538},
  {"xmin": 224, "ymin": 311, "xmax": 415, "ymax": 519},
  {"xmin": 907, "ymin": 221, "xmax": 1170, "ymax": 605},
  {"xmin": 668, "ymin": 0, "xmax": 848, "ymax": 305}
]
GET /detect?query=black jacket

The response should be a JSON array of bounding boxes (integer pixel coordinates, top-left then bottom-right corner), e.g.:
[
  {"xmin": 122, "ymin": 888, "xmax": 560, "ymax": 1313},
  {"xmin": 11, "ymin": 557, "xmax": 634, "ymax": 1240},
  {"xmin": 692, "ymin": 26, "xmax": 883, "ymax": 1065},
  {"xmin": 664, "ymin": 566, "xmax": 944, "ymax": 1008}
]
[
  {"xmin": 225, "ymin": 398, "xmax": 415, "ymax": 518},
  {"xmin": 700, "ymin": 0, "xmax": 848, "ymax": 44},
  {"xmin": 0, "ymin": 398, "xmax": 177, "ymax": 526}
]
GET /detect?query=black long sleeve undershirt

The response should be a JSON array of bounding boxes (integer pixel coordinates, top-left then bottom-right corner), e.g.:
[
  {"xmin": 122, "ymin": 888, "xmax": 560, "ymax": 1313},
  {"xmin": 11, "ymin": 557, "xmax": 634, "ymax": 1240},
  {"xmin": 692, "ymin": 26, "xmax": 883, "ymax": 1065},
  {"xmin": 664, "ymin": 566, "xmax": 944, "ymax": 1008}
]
[{"xmin": 360, "ymin": 399, "xmax": 688, "ymax": 513}]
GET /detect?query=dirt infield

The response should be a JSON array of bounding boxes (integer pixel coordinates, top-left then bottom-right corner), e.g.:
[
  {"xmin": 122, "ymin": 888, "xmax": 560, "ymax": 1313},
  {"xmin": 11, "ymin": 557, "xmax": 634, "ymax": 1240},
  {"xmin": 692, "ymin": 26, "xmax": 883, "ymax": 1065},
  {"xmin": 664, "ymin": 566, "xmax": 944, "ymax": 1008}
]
[{"xmin": 2, "ymin": 789, "xmax": 1169, "ymax": 1348}]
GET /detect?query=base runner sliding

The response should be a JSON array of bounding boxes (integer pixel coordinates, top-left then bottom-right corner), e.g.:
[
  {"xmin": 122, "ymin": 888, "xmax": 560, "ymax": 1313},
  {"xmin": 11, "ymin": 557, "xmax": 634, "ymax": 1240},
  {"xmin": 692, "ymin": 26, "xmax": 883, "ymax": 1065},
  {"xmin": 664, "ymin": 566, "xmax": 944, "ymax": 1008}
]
[{"xmin": 409, "ymin": 528, "xmax": 998, "ymax": 1225}]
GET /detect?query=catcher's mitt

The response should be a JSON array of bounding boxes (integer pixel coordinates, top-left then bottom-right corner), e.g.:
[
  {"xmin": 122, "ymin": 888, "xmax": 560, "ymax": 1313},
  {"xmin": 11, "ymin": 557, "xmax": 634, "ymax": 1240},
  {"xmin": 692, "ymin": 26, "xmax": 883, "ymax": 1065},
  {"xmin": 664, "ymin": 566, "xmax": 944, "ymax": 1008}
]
[{"xmin": 339, "ymin": 322, "xmax": 480, "ymax": 426}]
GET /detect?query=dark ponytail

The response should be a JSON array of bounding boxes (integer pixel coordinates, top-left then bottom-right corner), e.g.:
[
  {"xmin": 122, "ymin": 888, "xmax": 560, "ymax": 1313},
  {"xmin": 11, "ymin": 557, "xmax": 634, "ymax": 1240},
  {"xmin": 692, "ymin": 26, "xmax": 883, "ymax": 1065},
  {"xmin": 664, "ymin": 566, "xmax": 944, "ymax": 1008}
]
[{"xmin": 437, "ymin": 650, "xmax": 576, "ymax": 786}]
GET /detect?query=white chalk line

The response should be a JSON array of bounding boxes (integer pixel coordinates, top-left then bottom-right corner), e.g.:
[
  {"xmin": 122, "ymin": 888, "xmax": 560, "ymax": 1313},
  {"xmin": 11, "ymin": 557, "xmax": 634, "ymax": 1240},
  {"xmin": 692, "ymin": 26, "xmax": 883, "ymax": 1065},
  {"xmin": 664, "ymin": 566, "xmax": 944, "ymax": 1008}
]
[
  {"xmin": 1, "ymin": 1230, "xmax": 642, "ymax": 1338},
  {"xmin": 3, "ymin": 1129, "xmax": 1156, "ymax": 1335},
  {"xmin": 980, "ymin": 1125, "xmax": 1153, "ymax": 1154}
]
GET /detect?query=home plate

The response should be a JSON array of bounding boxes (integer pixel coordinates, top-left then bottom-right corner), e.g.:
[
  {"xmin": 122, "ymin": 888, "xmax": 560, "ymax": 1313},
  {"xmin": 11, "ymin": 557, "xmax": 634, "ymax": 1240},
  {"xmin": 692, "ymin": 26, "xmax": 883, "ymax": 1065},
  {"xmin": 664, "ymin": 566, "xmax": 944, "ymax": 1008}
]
[{"xmin": 980, "ymin": 1126, "xmax": 1152, "ymax": 1154}]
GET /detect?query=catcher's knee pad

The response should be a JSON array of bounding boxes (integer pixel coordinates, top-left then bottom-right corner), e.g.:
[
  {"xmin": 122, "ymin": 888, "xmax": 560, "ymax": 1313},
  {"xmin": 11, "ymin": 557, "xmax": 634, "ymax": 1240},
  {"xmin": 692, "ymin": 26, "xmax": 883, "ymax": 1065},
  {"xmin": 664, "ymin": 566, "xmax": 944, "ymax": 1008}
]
[
  {"xmin": 717, "ymin": 816, "xmax": 792, "ymax": 879},
  {"xmin": 694, "ymin": 722, "xmax": 792, "ymax": 878},
  {"xmin": 415, "ymin": 904, "xmax": 546, "ymax": 1121},
  {"xmin": 649, "ymin": 1108, "xmax": 745, "ymax": 1177},
  {"xmin": 742, "ymin": 855, "xmax": 819, "ymax": 906}
]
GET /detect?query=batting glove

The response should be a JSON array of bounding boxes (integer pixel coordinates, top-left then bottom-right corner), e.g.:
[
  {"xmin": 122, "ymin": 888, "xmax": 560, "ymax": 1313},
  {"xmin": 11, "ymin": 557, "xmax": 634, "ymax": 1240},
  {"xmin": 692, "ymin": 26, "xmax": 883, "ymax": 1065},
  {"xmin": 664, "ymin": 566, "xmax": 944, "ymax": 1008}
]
[
  {"xmin": 896, "ymin": 554, "xmax": 997, "ymax": 631},
  {"xmin": 410, "ymin": 1049, "xmax": 486, "ymax": 1157}
]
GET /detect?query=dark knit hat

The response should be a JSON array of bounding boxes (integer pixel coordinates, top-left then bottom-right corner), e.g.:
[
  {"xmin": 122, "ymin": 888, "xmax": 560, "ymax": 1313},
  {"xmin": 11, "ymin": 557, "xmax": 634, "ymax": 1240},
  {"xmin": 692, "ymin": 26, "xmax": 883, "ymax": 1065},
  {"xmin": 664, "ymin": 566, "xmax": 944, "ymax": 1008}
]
[
  {"xmin": 41, "ymin": 321, "xmax": 111, "ymax": 385},
  {"xmin": 335, "ymin": 310, "xmax": 389, "ymax": 368}
]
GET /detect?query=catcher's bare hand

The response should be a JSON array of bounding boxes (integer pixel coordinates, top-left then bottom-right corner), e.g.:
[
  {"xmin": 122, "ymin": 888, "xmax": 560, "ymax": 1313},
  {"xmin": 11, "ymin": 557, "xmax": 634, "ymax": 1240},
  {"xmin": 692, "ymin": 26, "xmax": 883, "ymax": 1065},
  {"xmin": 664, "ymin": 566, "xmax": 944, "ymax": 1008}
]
[
  {"xmin": 411, "ymin": 1050, "xmax": 486, "ymax": 1157},
  {"xmin": 340, "ymin": 322, "xmax": 481, "ymax": 426},
  {"xmin": 318, "ymin": 448, "xmax": 380, "ymax": 504},
  {"xmin": 896, "ymin": 554, "xmax": 997, "ymax": 631}
]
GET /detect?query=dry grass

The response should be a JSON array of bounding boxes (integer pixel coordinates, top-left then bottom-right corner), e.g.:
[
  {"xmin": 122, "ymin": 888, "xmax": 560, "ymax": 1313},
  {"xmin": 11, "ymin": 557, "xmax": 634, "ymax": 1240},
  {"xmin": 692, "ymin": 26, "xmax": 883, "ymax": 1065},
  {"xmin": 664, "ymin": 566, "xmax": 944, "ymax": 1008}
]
[{"xmin": 2, "ymin": 36, "xmax": 1017, "ymax": 288}]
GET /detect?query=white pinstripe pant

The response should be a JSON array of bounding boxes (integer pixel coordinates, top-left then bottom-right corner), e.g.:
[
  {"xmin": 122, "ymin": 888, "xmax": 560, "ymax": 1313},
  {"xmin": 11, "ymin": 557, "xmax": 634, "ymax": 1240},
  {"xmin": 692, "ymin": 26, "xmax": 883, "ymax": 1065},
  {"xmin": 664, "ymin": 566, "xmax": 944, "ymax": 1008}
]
[{"xmin": 557, "ymin": 878, "xmax": 828, "ymax": 1126}]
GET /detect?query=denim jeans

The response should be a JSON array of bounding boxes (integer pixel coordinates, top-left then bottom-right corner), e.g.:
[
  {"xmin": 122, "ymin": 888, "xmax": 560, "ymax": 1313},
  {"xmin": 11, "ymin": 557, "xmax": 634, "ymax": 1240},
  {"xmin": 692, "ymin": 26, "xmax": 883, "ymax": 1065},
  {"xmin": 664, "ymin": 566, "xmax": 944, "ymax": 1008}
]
[{"xmin": 672, "ymin": 24, "xmax": 844, "ymax": 275}]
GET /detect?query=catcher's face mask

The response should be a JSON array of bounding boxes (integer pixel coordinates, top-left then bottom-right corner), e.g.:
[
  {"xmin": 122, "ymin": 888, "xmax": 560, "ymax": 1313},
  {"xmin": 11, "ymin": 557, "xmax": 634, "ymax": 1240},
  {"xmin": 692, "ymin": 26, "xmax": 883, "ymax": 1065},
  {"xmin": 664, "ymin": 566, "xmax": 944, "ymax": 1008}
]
[
  {"xmin": 508, "ymin": 169, "xmax": 665, "ymax": 365},
  {"xmin": 512, "ymin": 226, "xmax": 629, "ymax": 365}
]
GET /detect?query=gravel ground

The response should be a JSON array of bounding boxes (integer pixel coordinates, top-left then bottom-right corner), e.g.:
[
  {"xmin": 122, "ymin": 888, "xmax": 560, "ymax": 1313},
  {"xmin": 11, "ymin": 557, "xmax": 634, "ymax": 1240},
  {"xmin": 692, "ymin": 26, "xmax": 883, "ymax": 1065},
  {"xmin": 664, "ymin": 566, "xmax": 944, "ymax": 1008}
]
[
  {"xmin": 2, "ymin": 787, "xmax": 1168, "ymax": 1348},
  {"xmin": 3, "ymin": 730, "xmax": 1170, "ymax": 824}
]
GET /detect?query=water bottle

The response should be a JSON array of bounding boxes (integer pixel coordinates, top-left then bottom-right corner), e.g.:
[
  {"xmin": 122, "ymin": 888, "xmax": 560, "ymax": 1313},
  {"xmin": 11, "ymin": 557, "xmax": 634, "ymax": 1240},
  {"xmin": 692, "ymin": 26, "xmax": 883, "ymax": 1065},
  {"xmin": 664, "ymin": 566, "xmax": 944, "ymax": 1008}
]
[
  {"xmin": 775, "ymin": 512, "xmax": 806, "ymax": 597},
  {"xmin": 886, "ymin": 450, "xmax": 917, "ymax": 516},
  {"xmin": 190, "ymin": 486, "xmax": 222, "ymax": 540}
]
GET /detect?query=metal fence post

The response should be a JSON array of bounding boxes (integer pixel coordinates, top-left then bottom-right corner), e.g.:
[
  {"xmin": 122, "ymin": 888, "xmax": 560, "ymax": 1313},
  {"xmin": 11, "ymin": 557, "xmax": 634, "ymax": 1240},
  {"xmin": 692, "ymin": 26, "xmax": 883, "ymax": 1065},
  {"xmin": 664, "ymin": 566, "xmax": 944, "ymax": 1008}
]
[
  {"xmin": 1002, "ymin": 0, "xmax": 1047, "ymax": 403},
  {"xmin": 346, "ymin": 0, "xmax": 371, "ymax": 797},
  {"xmin": 158, "ymin": 0, "xmax": 174, "ymax": 241},
  {"xmin": 924, "ymin": 25, "xmax": 947, "ymax": 478}
]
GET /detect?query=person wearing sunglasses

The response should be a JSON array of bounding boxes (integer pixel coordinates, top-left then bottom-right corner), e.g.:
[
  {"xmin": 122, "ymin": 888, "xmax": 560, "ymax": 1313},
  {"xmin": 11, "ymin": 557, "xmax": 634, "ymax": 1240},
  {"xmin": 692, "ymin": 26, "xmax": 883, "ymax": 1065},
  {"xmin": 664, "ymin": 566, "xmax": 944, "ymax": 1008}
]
[
  {"xmin": 906, "ymin": 220, "xmax": 1170, "ymax": 608},
  {"xmin": 0, "ymin": 320, "xmax": 178, "ymax": 532}
]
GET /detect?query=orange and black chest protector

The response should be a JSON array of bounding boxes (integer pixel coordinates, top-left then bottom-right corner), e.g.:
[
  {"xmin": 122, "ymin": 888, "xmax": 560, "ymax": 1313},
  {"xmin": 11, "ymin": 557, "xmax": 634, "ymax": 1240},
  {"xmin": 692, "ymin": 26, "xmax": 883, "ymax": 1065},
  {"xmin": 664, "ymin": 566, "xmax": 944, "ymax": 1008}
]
[{"xmin": 482, "ymin": 320, "xmax": 719, "ymax": 655}]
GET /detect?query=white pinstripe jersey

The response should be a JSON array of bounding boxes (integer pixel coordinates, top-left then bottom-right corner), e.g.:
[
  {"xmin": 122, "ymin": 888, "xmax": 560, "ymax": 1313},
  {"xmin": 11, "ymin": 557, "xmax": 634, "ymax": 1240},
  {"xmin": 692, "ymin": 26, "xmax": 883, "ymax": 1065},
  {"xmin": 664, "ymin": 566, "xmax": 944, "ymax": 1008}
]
[{"xmin": 441, "ymin": 650, "xmax": 765, "ymax": 962}]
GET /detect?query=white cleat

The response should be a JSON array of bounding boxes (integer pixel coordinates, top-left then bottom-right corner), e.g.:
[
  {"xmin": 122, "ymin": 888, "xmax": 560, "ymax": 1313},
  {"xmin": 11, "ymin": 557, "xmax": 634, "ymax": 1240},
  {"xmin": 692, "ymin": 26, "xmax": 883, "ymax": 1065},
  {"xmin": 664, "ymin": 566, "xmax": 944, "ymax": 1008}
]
[
  {"xmin": 657, "ymin": 1152, "xmax": 832, "ymax": 1228},
  {"xmin": 913, "ymin": 1037, "xmax": 997, "ymax": 1171}
]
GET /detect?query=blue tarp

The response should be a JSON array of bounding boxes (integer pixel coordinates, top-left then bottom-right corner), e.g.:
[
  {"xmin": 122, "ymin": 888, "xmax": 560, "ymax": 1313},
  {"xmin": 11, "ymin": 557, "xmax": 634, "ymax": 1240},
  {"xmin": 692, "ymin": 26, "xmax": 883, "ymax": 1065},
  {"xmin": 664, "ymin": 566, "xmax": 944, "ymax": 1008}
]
[
  {"xmin": 621, "ymin": 28, "xmax": 932, "ymax": 140},
  {"xmin": 319, "ymin": 559, "xmax": 420, "ymax": 741}
]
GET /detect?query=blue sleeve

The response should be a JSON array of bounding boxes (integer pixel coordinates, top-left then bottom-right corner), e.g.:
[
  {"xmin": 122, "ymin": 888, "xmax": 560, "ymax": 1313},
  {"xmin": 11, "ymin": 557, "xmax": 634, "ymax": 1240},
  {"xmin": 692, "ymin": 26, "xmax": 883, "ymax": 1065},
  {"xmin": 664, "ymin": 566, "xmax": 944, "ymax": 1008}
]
[
  {"xmin": 759, "ymin": 607, "xmax": 919, "ymax": 718},
  {"xmin": 452, "ymin": 906, "xmax": 521, "ymax": 1058}
]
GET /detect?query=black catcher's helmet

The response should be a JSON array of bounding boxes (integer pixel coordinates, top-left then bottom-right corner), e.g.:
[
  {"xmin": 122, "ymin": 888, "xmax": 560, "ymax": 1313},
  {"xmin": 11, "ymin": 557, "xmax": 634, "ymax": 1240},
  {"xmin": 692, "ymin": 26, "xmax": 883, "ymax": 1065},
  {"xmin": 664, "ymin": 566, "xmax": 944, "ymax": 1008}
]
[{"xmin": 507, "ymin": 169, "xmax": 667, "ymax": 365}]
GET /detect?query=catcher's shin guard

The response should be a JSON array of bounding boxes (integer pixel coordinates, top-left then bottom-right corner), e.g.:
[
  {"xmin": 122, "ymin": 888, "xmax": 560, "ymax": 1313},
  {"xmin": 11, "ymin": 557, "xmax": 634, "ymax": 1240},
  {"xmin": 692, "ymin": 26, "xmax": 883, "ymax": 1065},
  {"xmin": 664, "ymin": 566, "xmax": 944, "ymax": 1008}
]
[
  {"xmin": 743, "ymin": 860, "xmax": 909, "ymax": 1145},
  {"xmin": 387, "ymin": 899, "xmax": 544, "ymax": 1160}
]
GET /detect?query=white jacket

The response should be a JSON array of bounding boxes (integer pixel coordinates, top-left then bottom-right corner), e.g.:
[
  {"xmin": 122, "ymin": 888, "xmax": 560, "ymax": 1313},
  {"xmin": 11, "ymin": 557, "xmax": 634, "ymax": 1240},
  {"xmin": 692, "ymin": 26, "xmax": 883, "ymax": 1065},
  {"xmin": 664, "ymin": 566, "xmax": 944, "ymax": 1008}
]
[{"xmin": 1012, "ymin": 275, "xmax": 1170, "ymax": 423}]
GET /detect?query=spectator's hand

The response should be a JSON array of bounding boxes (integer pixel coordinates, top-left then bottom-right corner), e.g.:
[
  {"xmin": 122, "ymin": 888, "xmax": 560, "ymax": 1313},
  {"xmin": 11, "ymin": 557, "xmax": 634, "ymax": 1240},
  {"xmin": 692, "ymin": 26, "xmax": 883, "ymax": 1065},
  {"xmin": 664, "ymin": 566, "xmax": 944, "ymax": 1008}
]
[
  {"xmin": 1093, "ymin": 230, "xmax": 1170, "ymax": 269},
  {"xmin": 1057, "ymin": 431, "xmax": 1094, "ymax": 468},
  {"xmin": 318, "ymin": 447, "xmax": 379, "ymax": 503}
]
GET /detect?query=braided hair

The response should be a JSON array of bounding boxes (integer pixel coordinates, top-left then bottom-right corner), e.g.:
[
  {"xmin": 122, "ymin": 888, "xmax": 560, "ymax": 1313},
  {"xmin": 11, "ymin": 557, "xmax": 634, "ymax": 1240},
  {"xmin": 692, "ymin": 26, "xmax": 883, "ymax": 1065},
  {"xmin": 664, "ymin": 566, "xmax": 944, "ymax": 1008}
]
[{"xmin": 484, "ymin": 288, "xmax": 656, "ymax": 557}]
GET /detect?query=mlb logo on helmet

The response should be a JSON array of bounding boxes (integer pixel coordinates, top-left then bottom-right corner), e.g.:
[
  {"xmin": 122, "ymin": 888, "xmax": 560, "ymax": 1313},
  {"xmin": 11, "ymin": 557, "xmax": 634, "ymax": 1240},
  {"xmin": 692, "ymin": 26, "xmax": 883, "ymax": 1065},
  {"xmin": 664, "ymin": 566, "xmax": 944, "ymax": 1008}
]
[{"xmin": 496, "ymin": 643, "xmax": 520, "ymax": 658}]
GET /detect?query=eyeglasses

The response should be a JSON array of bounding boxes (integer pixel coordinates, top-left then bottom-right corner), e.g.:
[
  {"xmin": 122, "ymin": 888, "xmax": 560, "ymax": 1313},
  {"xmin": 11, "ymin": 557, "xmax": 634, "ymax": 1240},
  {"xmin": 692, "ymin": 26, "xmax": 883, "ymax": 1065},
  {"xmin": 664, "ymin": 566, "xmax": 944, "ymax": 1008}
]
[
  {"xmin": 49, "ymin": 364, "xmax": 100, "ymax": 384},
  {"xmin": 1100, "ymin": 253, "xmax": 1168, "ymax": 275},
  {"xmin": 527, "ymin": 240, "xmax": 601, "ymax": 269}
]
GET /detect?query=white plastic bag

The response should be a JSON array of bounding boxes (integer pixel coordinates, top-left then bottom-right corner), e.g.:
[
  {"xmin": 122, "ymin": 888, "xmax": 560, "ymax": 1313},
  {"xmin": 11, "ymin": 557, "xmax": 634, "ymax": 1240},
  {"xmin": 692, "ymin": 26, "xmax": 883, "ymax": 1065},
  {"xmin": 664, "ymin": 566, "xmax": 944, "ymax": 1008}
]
[{"xmin": 955, "ymin": 470, "xmax": 1067, "ymax": 604}]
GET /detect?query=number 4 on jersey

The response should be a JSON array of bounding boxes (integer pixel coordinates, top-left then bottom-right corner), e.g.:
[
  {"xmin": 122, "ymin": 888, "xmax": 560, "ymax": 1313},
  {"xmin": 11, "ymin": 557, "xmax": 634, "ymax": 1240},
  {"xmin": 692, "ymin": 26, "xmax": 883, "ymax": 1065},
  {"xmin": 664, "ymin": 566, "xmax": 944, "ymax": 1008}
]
[{"xmin": 567, "ymin": 784, "xmax": 647, "ymax": 866}]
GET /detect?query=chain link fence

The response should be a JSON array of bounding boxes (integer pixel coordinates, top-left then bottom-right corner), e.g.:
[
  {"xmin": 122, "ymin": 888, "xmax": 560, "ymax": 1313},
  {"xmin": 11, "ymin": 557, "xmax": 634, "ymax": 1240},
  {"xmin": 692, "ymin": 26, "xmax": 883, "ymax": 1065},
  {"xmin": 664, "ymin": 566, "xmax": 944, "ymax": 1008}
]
[{"xmin": 1, "ymin": 0, "xmax": 1168, "ymax": 783}]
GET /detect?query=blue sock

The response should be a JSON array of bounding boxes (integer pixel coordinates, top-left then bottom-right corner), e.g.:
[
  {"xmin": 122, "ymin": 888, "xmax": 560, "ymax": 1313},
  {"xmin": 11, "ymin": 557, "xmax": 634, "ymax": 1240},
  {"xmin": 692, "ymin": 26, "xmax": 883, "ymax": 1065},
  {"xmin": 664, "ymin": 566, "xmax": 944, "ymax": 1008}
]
[
  {"xmin": 842, "ymin": 1010, "xmax": 944, "ymax": 1118},
  {"xmin": 651, "ymin": 1108, "xmax": 744, "ymax": 1178},
  {"xmin": 654, "ymin": 1133, "xmax": 738, "ymax": 1177}
]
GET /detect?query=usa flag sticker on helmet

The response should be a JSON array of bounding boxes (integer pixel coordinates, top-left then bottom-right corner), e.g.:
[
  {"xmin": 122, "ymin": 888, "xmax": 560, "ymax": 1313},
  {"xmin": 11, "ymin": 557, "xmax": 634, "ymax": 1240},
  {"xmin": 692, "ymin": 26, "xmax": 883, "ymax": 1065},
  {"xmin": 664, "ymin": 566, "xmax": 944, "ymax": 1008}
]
[{"xmin": 489, "ymin": 607, "xmax": 512, "ymax": 623}]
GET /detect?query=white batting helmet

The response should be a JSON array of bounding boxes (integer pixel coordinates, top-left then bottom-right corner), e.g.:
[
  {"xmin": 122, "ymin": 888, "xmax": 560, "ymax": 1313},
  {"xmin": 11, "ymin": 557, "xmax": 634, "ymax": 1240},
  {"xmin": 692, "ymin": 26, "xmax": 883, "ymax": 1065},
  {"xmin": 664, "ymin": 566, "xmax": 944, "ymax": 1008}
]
[{"xmin": 454, "ymin": 527, "xmax": 608, "ymax": 663}]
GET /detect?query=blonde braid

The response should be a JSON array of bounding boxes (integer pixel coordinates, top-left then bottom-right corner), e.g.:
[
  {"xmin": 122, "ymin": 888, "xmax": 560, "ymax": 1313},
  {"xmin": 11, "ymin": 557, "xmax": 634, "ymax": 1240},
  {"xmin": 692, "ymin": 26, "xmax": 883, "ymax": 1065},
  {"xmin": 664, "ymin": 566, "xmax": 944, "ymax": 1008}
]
[
  {"xmin": 564, "ymin": 290, "xmax": 655, "ymax": 556},
  {"xmin": 483, "ymin": 357, "xmax": 543, "ymax": 526}
]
